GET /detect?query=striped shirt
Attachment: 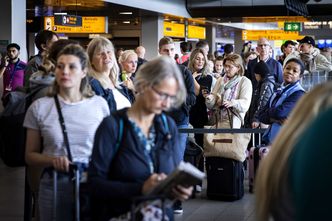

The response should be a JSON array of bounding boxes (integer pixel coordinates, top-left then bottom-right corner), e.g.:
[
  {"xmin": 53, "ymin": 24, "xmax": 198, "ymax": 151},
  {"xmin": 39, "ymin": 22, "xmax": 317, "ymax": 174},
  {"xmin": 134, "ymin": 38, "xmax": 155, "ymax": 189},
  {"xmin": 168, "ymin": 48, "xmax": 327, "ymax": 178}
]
[{"xmin": 24, "ymin": 95, "xmax": 109, "ymax": 163}]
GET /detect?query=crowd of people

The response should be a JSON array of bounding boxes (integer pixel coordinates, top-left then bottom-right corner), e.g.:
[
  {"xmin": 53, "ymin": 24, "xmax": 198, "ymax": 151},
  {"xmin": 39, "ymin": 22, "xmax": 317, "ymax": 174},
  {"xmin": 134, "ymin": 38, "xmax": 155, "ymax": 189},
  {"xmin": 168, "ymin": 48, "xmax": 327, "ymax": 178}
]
[{"xmin": 1, "ymin": 30, "xmax": 332, "ymax": 221}]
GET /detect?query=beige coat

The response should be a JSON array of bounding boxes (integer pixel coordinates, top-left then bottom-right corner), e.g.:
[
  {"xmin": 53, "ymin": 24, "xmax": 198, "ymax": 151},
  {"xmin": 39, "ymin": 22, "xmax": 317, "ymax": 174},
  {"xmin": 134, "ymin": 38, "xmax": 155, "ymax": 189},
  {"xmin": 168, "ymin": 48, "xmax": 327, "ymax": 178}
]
[{"xmin": 205, "ymin": 76, "xmax": 252, "ymax": 128}]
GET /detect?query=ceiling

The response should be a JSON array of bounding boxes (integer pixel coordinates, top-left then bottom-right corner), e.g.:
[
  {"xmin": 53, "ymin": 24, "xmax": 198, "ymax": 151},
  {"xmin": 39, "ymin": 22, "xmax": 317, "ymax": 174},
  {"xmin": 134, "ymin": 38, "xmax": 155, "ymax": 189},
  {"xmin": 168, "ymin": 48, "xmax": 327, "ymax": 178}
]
[{"xmin": 26, "ymin": 0, "xmax": 152, "ymax": 27}]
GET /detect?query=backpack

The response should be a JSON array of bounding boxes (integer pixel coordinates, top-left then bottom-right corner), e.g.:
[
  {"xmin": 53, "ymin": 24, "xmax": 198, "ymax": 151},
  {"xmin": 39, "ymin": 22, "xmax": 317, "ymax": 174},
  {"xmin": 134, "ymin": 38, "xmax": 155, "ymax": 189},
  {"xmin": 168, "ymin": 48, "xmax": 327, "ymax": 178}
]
[
  {"xmin": 113, "ymin": 113, "xmax": 169, "ymax": 159},
  {"xmin": 0, "ymin": 85, "xmax": 46, "ymax": 167}
]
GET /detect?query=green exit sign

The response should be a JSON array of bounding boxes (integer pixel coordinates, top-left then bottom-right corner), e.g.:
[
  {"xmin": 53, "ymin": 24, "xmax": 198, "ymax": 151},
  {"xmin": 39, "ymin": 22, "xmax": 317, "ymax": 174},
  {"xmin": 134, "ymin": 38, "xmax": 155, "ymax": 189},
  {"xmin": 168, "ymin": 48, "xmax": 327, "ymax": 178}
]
[{"xmin": 284, "ymin": 22, "xmax": 302, "ymax": 31}]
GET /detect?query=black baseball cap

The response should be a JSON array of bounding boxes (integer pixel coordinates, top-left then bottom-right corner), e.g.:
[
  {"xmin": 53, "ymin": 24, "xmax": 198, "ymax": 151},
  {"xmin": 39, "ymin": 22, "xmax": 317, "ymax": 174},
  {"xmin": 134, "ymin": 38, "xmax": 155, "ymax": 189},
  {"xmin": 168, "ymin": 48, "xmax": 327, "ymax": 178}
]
[{"xmin": 297, "ymin": 36, "xmax": 315, "ymax": 46}]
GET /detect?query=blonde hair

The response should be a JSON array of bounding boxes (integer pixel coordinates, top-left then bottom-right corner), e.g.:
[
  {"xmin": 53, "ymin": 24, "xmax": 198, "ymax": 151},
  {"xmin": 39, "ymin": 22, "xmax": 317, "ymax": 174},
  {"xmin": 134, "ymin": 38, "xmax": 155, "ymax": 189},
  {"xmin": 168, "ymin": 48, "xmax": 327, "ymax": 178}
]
[
  {"xmin": 86, "ymin": 36, "xmax": 120, "ymax": 88},
  {"xmin": 134, "ymin": 56, "xmax": 186, "ymax": 109},
  {"xmin": 188, "ymin": 48, "xmax": 210, "ymax": 77},
  {"xmin": 118, "ymin": 50, "xmax": 138, "ymax": 71},
  {"xmin": 255, "ymin": 82, "xmax": 332, "ymax": 221},
  {"xmin": 223, "ymin": 54, "xmax": 245, "ymax": 76}
]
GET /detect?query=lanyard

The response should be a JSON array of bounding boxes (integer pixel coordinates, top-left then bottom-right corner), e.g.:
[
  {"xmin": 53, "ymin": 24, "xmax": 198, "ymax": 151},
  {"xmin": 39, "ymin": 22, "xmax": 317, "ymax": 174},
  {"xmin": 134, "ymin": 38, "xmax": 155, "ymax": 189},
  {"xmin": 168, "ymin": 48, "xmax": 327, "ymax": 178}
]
[{"xmin": 6, "ymin": 59, "xmax": 20, "ymax": 88}]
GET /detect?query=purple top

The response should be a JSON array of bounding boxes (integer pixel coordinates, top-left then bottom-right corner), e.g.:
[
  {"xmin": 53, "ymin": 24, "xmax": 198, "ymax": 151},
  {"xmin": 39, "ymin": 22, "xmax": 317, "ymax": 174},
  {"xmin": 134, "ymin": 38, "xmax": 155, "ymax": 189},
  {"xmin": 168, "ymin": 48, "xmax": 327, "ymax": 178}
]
[{"xmin": 2, "ymin": 59, "xmax": 27, "ymax": 98}]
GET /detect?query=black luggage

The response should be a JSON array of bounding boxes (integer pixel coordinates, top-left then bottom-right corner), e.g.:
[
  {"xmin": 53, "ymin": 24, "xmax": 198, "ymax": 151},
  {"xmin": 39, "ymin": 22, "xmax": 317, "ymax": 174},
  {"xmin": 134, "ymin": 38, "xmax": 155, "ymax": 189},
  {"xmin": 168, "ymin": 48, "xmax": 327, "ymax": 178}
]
[
  {"xmin": 206, "ymin": 157, "xmax": 244, "ymax": 201},
  {"xmin": 52, "ymin": 165, "xmax": 90, "ymax": 221}
]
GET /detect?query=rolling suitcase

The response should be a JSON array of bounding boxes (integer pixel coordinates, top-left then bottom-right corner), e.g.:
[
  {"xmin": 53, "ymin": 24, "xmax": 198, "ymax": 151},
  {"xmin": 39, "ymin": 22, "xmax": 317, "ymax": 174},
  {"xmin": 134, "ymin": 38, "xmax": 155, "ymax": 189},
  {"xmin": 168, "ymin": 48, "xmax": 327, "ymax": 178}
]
[
  {"xmin": 248, "ymin": 133, "xmax": 269, "ymax": 193},
  {"xmin": 206, "ymin": 157, "xmax": 244, "ymax": 201},
  {"xmin": 52, "ymin": 164, "xmax": 89, "ymax": 221}
]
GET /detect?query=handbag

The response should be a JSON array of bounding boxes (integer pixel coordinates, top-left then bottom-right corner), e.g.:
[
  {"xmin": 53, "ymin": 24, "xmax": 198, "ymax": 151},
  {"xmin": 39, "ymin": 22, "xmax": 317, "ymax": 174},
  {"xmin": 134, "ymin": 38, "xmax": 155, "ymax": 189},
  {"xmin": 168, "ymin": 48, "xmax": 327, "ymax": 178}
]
[
  {"xmin": 110, "ymin": 195, "xmax": 169, "ymax": 221},
  {"xmin": 204, "ymin": 108, "xmax": 251, "ymax": 162},
  {"xmin": 54, "ymin": 95, "xmax": 91, "ymax": 221}
]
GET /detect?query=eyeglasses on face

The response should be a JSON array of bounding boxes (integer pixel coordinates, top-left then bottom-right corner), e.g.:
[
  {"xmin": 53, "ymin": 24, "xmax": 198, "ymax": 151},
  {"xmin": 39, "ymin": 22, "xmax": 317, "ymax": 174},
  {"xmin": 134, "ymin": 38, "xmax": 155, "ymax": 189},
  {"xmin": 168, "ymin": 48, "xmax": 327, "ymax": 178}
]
[
  {"xmin": 258, "ymin": 44, "xmax": 270, "ymax": 48},
  {"xmin": 151, "ymin": 86, "xmax": 176, "ymax": 103}
]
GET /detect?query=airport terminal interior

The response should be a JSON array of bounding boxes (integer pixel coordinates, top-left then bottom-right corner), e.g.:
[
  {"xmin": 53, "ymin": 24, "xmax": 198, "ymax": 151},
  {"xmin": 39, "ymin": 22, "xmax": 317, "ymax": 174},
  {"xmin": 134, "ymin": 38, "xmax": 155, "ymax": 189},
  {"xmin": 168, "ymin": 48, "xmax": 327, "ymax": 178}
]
[{"xmin": 1, "ymin": 0, "xmax": 332, "ymax": 221}]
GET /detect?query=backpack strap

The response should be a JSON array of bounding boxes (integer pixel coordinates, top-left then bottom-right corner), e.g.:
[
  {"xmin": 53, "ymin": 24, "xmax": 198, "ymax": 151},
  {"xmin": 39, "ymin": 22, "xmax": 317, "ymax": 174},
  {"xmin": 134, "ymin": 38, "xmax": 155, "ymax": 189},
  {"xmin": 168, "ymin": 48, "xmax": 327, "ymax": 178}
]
[
  {"xmin": 112, "ymin": 118, "xmax": 124, "ymax": 160},
  {"xmin": 161, "ymin": 114, "xmax": 172, "ymax": 141},
  {"xmin": 161, "ymin": 114, "xmax": 169, "ymax": 133}
]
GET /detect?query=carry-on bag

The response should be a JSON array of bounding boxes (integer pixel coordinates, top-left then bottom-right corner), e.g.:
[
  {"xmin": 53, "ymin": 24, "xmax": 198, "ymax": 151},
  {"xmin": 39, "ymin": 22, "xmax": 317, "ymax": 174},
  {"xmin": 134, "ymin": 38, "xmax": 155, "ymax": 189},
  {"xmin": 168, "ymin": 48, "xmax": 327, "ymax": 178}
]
[
  {"xmin": 52, "ymin": 164, "xmax": 88, "ymax": 221},
  {"xmin": 248, "ymin": 133, "xmax": 269, "ymax": 193},
  {"xmin": 205, "ymin": 156, "xmax": 244, "ymax": 201}
]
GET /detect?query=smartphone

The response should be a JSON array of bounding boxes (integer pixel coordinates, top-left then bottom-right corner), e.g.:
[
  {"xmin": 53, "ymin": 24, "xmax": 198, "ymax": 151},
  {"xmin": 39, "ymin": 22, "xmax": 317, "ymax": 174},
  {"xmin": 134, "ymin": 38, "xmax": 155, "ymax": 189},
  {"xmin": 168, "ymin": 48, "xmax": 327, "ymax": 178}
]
[{"xmin": 201, "ymin": 86, "xmax": 210, "ymax": 94}]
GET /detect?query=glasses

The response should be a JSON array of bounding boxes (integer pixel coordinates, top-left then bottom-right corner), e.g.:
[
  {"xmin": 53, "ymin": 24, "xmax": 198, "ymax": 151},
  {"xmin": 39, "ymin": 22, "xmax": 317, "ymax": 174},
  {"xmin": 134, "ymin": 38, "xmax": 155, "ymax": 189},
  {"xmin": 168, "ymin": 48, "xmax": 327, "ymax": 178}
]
[
  {"xmin": 258, "ymin": 44, "xmax": 270, "ymax": 48},
  {"xmin": 151, "ymin": 86, "xmax": 176, "ymax": 103}
]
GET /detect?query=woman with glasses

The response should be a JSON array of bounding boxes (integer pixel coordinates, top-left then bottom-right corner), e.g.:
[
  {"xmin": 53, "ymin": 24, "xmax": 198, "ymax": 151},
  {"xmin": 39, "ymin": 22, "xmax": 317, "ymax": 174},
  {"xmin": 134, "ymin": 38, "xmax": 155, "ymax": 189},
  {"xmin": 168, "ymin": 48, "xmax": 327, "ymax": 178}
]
[
  {"xmin": 88, "ymin": 56, "xmax": 193, "ymax": 221},
  {"xmin": 87, "ymin": 36, "xmax": 131, "ymax": 112},
  {"xmin": 204, "ymin": 54, "xmax": 252, "ymax": 131}
]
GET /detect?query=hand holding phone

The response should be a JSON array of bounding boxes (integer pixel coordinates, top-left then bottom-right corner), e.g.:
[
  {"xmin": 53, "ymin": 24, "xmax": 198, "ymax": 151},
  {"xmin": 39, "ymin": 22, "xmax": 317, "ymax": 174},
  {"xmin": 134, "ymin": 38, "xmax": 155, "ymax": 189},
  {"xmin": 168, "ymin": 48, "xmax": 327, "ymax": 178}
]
[
  {"xmin": 1, "ymin": 56, "xmax": 9, "ymax": 67},
  {"xmin": 201, "ymin": 86, "xmax": 210, "ymax": 95}
]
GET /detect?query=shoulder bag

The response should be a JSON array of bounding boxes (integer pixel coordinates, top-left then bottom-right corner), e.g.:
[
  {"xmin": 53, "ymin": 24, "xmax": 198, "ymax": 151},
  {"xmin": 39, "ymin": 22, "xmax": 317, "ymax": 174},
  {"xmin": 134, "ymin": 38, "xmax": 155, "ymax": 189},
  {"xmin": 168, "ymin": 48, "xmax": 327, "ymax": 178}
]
[{"xmin": 203, "ymin": 108, "xmax": 251, "ymax": 162}]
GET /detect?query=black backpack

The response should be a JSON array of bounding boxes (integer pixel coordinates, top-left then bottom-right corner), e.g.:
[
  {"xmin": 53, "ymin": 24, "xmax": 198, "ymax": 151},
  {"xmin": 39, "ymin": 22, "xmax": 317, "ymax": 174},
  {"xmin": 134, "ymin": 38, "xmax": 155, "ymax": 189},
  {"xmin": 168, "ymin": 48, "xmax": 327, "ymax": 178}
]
[{"xmin": 0, "ymin": 86, "xmax": 46, "ymax": 167}]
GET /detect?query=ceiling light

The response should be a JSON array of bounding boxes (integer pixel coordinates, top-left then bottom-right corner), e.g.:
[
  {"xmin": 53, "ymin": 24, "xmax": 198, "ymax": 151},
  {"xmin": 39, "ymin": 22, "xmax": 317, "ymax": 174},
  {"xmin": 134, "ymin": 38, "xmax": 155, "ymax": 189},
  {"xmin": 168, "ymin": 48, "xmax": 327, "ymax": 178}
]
[
  {"xmin": 119, "ymin": 12, "xmax": 133, "ymax": 15},
  {"xmin": 123, "ymin": 21, "xmax": 130, "ymax": 24},
  {"xmin": 54, "ymin": 12, "xmax": 67, "ymax": 15}
]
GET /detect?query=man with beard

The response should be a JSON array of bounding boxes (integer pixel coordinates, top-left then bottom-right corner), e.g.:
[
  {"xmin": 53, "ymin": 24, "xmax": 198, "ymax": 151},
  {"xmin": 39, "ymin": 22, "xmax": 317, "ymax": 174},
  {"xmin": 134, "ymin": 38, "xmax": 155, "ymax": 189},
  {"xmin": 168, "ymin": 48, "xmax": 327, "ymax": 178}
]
[{"xmin": 0, "ymin": 43, "xmax": 27, "ymax": 106}]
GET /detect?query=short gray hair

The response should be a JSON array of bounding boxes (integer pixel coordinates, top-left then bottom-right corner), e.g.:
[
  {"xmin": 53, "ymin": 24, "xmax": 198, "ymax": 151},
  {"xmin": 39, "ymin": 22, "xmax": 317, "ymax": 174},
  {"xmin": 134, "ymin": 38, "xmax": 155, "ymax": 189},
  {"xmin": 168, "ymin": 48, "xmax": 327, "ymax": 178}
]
[{"xmin": 134, "ymin": 56, "xmax": 186, "ymax": 108}]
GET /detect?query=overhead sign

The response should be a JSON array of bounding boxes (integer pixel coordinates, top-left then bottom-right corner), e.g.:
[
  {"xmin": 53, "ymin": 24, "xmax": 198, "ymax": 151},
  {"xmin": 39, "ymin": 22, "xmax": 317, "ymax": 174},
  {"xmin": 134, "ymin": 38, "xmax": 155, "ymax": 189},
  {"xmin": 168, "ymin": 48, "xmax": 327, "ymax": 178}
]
[
  {"xmin": 243, "ymin": 16, "xmax": 308, "ymax": 23},
  {"xmin": 54, "ymin": 15, "xmax": 82, "ymax": 27},
  {"xmin": 163, "ymin": 22, "xmax": 185, "ymax": 38},
  {"xmin": 303, "ymin": 21, "xmax": 332, "ymax": 30},
  {"xmin": 44, "ymin": 16, "xmax": 107, "ymax": 33},
  {"xmin": 188, "ymin": 25, "xmax": 206, "ymax": 39},
  {"xmin": 242, "ymin": 30, "xmax": 304, "ymax": 41},
  {"xmin": 284, "ymin": 22, "xmax": 302, "ymax": 31}
]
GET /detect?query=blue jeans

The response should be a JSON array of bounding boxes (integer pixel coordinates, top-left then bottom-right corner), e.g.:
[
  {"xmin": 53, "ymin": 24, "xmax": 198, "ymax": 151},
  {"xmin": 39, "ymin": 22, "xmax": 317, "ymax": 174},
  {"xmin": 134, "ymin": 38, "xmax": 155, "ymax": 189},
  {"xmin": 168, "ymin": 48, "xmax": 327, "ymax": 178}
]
[{"xmin": 177, "ymin": 124, "xmax": 189, "ymax": 161}]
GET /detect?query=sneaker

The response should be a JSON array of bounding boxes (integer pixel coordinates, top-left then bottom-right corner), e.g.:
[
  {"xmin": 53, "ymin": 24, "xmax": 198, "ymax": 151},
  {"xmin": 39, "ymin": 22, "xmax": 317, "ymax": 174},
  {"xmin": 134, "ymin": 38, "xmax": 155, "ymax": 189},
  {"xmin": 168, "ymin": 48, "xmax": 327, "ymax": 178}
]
[{"xmin": 173, "ymin": 201, "xmax": 183, "ymax": 214}]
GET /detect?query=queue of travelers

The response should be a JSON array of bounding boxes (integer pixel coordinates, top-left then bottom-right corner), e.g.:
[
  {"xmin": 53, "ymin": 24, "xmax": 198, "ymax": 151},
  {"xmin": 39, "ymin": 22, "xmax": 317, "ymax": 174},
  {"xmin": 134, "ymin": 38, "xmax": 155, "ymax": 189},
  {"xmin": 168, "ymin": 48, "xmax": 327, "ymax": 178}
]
[{"xmin": 1, "ymin": 33, "xmax": 332, "ymax": 221}]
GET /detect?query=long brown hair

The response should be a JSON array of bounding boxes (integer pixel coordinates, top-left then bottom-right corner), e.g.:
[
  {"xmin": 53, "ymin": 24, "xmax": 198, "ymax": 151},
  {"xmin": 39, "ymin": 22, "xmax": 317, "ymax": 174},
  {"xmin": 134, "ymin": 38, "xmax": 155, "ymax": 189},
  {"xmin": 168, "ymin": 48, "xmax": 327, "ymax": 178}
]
[{"xmin": 255, "ymin": 82, "xmax": 332, "ymax": 221}]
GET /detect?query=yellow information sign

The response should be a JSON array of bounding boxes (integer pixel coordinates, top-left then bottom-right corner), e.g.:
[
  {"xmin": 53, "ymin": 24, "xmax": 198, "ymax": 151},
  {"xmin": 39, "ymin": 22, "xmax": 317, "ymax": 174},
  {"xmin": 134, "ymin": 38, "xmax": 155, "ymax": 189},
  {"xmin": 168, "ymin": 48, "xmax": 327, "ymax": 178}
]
[
  {"xmin": 44, "ymin": 16, "xmax": 107, "ymax": 33},
  {"xmin": 188, "ymin": 25, "xmax": 206, "ymax": 39},
  {"xmin": 242, "ymin": 30, "xmax": 304, "ymax": 41},
  {"xmin": 163, "ymin": 22, "xmax": 185, "ymax": 38}
]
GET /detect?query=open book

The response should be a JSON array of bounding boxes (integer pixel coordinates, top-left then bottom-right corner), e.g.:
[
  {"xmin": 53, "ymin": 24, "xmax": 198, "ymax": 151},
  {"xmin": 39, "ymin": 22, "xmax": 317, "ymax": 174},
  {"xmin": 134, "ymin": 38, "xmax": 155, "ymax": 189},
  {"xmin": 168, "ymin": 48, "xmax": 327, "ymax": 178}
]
[{"xmin": 146, "ymin": 161, "xmax": 206, "ymax": 199}]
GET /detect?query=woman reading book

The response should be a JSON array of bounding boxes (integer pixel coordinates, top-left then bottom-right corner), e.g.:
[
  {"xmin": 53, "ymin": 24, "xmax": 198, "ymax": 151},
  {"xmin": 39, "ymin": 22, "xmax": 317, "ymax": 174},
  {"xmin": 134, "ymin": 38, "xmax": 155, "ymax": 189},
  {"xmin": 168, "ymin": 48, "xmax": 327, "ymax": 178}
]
[{"xmin": 88, "ymin": 56, "xmax": 193, "ymax": 221}]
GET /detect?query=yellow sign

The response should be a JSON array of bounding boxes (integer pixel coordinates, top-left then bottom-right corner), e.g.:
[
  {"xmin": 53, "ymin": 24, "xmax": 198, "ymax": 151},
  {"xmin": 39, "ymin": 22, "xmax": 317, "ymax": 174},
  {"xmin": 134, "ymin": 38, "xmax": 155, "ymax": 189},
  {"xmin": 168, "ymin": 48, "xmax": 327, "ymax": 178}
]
[
  {"xmin": 44, "ymin": 16, "xmax": 107, "ymax": 33},
  {"xmin": 188, "ymin": 25, "xmax": 206, "ymax": 39},
  {"xmin": 242, "ymin": 30, "xmax": 304, "ymax": 41},
  {"xmin": 163, "ymin": 22, "xmax": 185, "ymax": 38},
  {"xmin": 243, "ymin": 16, "xmax": 309, "ymax": 23}
]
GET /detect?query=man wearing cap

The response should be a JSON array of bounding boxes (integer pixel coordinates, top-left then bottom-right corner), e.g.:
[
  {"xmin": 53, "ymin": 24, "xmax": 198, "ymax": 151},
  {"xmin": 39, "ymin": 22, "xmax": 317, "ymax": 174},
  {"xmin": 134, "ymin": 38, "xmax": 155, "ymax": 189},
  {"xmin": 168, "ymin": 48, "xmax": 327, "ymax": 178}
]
[
  {"xmin": 284, "ymin": 36, "xmax": 332, "ymax": 73},
  {"xmin": 0, "ymin": 43, "xmax": 27, "ymax": 106}
]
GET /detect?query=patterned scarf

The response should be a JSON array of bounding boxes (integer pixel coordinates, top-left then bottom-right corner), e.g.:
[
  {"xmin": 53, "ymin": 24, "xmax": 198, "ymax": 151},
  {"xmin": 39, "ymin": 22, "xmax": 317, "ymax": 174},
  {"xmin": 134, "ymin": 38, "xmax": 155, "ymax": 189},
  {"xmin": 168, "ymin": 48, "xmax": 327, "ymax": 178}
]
[{"xmin": 219, "ymin": 75, "xmax": 241, "ymax": 124}]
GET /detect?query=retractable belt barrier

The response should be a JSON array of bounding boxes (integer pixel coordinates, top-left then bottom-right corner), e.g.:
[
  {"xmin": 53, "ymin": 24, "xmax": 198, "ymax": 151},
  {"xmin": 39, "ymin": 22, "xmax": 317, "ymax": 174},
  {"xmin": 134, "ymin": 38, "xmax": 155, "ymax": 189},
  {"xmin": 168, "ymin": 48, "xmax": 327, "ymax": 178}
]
[{"xmin": 178, "ymin": 128, "xmax": 266, "ymax": 134}]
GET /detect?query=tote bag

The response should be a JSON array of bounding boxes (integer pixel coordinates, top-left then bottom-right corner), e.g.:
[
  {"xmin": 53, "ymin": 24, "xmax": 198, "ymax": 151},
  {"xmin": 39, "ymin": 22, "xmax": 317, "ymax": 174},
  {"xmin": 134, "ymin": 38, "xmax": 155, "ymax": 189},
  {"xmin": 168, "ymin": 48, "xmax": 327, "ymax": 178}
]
[{"xmin": 204, "ymin": 108, "xmax": 251, "ymax": 162}]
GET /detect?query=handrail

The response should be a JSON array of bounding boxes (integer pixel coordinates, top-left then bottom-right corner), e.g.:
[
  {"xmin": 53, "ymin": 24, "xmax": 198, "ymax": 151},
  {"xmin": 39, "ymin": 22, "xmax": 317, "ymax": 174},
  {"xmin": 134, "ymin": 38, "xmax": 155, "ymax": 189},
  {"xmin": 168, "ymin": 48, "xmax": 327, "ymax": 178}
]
[{"xmin": 178, "ymin": 128, "xmax": 266, "ymax": 134}]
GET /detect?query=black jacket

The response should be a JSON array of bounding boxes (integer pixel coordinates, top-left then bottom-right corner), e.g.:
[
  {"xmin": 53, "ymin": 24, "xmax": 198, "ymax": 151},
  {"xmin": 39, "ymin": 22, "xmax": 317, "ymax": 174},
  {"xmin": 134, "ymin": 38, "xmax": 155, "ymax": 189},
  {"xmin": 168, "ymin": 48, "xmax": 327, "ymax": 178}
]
[
  {"xmin": 167, "ymin": 64, "xmax": 196, "ymax": 125},
  {"xmin": 88, "ymin": 108, "xmax": 181, "ymax": 220}
]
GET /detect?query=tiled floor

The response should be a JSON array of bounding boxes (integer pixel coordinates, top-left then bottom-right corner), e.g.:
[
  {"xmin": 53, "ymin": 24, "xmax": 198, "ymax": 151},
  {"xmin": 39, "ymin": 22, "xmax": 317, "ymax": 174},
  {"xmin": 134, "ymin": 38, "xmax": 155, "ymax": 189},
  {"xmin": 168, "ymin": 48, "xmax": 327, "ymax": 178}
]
[
  {"xmin": 0, "ymin": 160, "xmax": 256, "ymax": 221},
  {"xmin": 175, "ymin": 179, "xmax": 256, "ymax": 221},
  {"xmin": 0, "ymin": 161, "xmax": 25, "ymax": 221}
]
